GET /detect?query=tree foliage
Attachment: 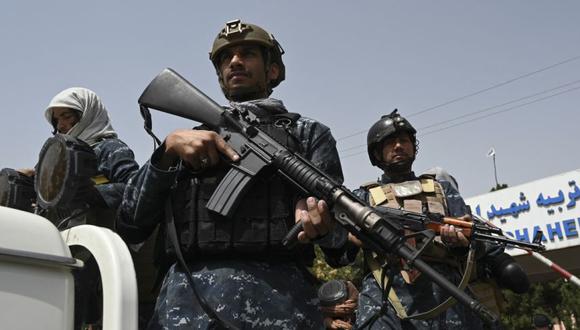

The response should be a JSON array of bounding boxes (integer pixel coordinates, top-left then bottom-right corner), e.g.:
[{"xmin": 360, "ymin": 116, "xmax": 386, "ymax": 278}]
[
  {"xmin": 501, "ymin": 279, "xmax": 580, "ymax": 329},
  {"xmin": 310, "ymin": 246, "xmax": 365, "ymax": 287}
]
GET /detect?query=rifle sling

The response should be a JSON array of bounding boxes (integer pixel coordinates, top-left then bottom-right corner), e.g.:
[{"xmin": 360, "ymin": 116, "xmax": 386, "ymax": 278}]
[
  {"xmin": 164, "ymin": 198, "xmax": 239, "ymax": 330},
  {"xmin": 366, "ymin": 243, "xmax": 476, "ymax": 320}
]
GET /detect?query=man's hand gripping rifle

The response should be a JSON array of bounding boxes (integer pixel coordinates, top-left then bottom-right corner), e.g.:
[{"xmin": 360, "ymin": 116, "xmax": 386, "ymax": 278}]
[{"xmin": 138, "ymin": 68, "xmax": 500, "ymax": 325}]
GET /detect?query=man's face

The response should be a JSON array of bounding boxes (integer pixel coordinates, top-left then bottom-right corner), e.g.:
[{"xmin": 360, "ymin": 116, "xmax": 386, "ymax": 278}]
[
  {"xmin": 51, "ymin": 107, "xmax": 80, "ymax": 134},
  {"xmin": 217, "ymin": 44, "xmax": 279, "ymax": 101},
  {"xmin": 379, "ymin": 132, "xmax": 415, "ymax": 166}
]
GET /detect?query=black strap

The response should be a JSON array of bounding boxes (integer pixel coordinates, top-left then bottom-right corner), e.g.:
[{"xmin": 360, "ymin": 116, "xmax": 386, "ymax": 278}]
[
  {"xmin": 140, "ymin": 105, "xmax": 162, "ymax": 147},
  {"xmin": 355, "ymin": 265, "xmax": 397, "ymax": 329},
  {"xmin": 164, "ymin": 198, "xmax": 239, "ymax": 330},
  {"xmin": 55, "ymin": 207, "xmax": 91, "ymax": 230}
]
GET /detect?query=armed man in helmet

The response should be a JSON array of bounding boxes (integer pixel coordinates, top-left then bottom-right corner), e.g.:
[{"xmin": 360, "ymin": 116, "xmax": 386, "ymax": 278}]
[
  {"xmin": 350, "ymin": 110, "xmax": 507, "ymax": 329},
  {"xmin": 118, "ymin": 19, "xmax": 346, "ymax": 329}
]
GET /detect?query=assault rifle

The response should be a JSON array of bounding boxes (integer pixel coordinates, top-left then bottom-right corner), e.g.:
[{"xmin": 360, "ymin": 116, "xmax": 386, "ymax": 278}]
[
  {"xmin": 138, "ymin": 68, "xmax": 499, "ymax": 325},
  {"xmin": 372, "ymin": 205, "xmax": 546, "ymax": 252}
]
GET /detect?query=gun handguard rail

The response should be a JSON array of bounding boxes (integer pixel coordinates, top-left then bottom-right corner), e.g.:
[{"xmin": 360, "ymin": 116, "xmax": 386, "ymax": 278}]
[{"xmin": 138, "ymin": 68, "xmax": 499, "ymax": 326}]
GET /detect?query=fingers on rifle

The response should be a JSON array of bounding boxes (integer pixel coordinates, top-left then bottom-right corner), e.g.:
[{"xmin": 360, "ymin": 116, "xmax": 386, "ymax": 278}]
[
  {"xmin": 206, "ymin": 139, "xmax": 220, "ymax": 166},
  {"xmin": 187, "ymin": 139, "xmax": 205, "ymax": 169},
  {"xmin": 318, "ymin": 199, "xmax": 329, "ymax": 218},
  {"xmin": 192, "ymin": 132, "xmax": 216, "ymax": 168},
  {"xmin": 295, "ymin": 199, "xmax": 310, "ymax": 242},
  {"xmin": 440, "ymin": 224, "xmax": 469, "ymax": 247},
  {"xmin": 457, "ymin": 232, "xmax": 470, "ymax": 246},
  {"xmin": 307, "ymin": 197, "xmax": 321, "ymax": 223},
  {"xmin": 307, "ymin": 197, "xmax": 329, "ymax": 236},
  {"xmin": 440, "ymin": 224, "xmax": 455, "ymax": 243},
  {"xmin": 294, "ymin": 199, "xmax": 307, "ymax": 222},
  {"xmin": 301, "ymin": 209, "xmax": 319, "ymax": 241},
  {"xmin": 440, "ymin": 224, "xmax": 449, "ymax": 238},
  {"xmin": 214, "ymin": 133, "xmax": 239, "ymax": 161},
  {"xmin": 318, "ymin": 199, "xmax": 333, "ymax": 233},
  {"xmin": 348, "ymin": 233, "xmax": 363, "ymax": 247}
]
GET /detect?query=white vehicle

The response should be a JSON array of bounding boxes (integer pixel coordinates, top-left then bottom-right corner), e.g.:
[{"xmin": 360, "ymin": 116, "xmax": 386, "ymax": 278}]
[{"xmin": 0, "ymin": 206, "xmax": 138, "ymax": 330}]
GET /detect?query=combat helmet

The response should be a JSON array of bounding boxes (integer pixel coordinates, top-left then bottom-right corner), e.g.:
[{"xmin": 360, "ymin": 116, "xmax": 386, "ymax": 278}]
[
  {"xmin": 209, "ymin": 19, "xmax": 285, "ymax": 89},
  {"xmin": 367, "ymin": 109, "xmax": 417, "ymax": 168}
]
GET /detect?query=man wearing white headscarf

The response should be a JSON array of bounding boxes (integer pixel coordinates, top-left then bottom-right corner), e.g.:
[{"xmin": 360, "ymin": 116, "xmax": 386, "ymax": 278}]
[
  {"xmin": 44, "ymin": 87, "xmax": 139, "ymax": 210},
  {"xmin": 43, "ymin": 87, "xmax": 141, "ymax": 328},
  {"xmin": 45, "ymin": 87, "xmax": 117, "ymax": 145}
]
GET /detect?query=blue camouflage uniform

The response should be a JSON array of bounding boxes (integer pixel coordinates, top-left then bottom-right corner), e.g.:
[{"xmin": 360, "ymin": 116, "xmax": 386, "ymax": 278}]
[
  {"xmin": 92, "ymin": 137, "xmax": 139, "ymax": 209},
  {"xmin": 118, "ymin": 98, "xmax": 345, "ymax": 330},
  {"xmin": 353, "ymin": 173, "xmax": 501, "ymax": 330}
]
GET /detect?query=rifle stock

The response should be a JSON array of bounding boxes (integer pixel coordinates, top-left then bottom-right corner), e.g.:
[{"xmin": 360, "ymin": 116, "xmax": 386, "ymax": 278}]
[{"xmin": 138, "ymin": 68, "xmax": 224, "ymax": 129}]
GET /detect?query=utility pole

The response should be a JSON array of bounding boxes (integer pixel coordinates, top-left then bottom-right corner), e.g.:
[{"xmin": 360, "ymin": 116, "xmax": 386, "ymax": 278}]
[{"xmin": 487, "ymin": 147, "xmax": 500, "ymax": 188}]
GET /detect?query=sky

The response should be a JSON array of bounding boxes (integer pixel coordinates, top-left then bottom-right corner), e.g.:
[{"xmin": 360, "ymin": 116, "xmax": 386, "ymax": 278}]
[{"xmin": 1, "ymin": 1, "xmax": 579, "ymax": 198}]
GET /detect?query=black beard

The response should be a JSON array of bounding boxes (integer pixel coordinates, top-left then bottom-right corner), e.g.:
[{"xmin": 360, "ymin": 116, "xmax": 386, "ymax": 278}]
[
  {"xmin": 381, "ymin": 158, "xmax": 414, "ymax": 182},
  {"xmin": 226, "ymin": 87, "xmax": 267, "ymax": 102},
  {"xmin": 222, "ymin": 70, "xmax": 273, "ymax": 102}
]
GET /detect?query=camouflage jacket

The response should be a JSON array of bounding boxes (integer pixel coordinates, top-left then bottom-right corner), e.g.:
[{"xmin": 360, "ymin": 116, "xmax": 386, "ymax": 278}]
[
  {"xmin": 117, "ymin": 98, "xmax": 345, "ymax": 329},
  {"xmin": 117, "ymin": 98, "xmax": 344, "ymax": 243}
]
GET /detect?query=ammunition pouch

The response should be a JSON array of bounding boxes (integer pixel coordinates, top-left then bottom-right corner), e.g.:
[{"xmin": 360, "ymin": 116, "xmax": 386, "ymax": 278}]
[{"xmin": 164, "ymin": 113, "xmax": 315, "ymax": 264}]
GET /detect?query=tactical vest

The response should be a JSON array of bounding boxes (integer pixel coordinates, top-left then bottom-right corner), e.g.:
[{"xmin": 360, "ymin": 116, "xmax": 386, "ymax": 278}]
[
  {"xmin": 366, "ymin": 177, "xmax": 450, "ymax": 265},
  {"xmin": 166, "ymin": 113, "xmax": 315, "ymax": 264},
  {"xmin": 363, "ymin": 177, "xmax": 478, "ymax": 320}
]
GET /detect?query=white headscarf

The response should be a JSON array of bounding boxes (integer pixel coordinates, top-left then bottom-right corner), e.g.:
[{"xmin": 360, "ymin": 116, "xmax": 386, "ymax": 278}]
[{"xmin": 45, "ymin": 87, "xmax": 117, "ymax": 146}]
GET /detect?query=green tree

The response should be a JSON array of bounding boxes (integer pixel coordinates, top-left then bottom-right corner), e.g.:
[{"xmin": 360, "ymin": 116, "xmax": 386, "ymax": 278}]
[
  {"xmin": 310, "ymin": 246, "xmax": 365, "ymax": 287},
  {"xmin": 501, "ymin": 279, "xmax": 580, "ymax": 329}
]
